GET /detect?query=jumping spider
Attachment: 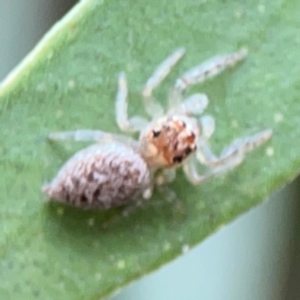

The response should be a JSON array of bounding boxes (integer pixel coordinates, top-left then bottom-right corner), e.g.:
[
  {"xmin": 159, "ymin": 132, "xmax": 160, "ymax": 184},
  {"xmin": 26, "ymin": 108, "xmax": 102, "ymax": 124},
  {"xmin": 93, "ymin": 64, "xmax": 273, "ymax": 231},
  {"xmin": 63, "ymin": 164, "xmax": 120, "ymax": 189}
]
[{"xmin": 43, "ymin": 47, "xmax": 272, "ymax": 209}]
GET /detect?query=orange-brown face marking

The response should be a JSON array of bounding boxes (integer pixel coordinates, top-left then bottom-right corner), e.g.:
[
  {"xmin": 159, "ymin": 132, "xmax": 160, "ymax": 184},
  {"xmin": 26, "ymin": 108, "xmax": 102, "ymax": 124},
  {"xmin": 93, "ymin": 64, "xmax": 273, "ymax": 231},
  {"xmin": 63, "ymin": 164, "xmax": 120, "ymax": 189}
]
[{"xmin": 140, "ymin": 116, "xmax": 197, "ymax": 168}]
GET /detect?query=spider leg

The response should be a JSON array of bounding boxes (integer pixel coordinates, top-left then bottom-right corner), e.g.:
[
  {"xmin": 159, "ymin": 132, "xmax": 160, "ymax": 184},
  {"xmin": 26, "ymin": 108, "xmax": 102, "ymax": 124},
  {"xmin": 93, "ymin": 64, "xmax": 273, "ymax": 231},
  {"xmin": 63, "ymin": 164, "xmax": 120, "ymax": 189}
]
[
  {"xmin": 183, "ymin": 155, "xmax": 212, "ymax": 184},
  {"xmin": 155, "ymin": 168, "xmax": 176, "ymax": 185},
  {"xmin": 218, "ymin": 129, "xmax": 273, "ymax": 164},
  {"xmin": 142, "ymin": 48, "xmax": 186, "ymax": 117},
  {"xmin": 174, "ymin": 48, "xmax": 248, "ymax": 96},
  {"xmin": 199, "ymin": 115, "xmax": 215, "ymax": 139},
  {"xmin": 197, "ymin": 129, "xmax": 272, "ymax": 170},
  {"xmin": 47, "ymin": 129, "xmax": 139, "ymax": 148},
  {"xmin": 169, "ymin": 93, "xmax": 209, "ymax": 115},
  {"xmin": 116, "ymin": 72, "xmax": 149, "ymax": 132},
  {"xmin": 184, "ymin": 129, "xmax": 272, "ymax": 184}
]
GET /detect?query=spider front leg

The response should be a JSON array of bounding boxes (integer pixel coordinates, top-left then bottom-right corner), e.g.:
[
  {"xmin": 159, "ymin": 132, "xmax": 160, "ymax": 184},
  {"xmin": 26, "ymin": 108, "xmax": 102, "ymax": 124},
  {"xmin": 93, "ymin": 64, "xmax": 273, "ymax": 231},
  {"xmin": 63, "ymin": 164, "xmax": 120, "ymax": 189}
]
[
  {"xmin": 174, "ymin": 48, "xmax": 248, "ymax": 97},
  {"xmin": 142, "ymin": 47, "xmax": 186, "ymax": 117},
  {"xmin": 184, "ymin": 129, "xmax": 273, "ymax": 184},
  {"xmin": 116, "ymin": 72, "xmax": 149, "ymax": 132}
]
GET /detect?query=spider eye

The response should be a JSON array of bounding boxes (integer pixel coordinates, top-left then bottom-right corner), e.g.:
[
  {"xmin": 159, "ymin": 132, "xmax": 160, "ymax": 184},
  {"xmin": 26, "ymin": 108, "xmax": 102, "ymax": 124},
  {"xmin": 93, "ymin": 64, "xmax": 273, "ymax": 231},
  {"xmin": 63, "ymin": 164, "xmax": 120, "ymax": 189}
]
[
  {"xmin": 184, "ymin": 147, "xmax": 192, "ymax": 155},
  {"xmin": 186, "ymin": 132, "xmax": 196, "ymax": 143},
  {"xmin": 179, "ymin": 120, "xmax": 186, "ymax": 128},
  {"xmin": 173, "ymin": 155, "xmax": 183, "ymax": 164},
  {"xmin": 152, "ymin": 130, "xmax": 161, "ymax": 138}
]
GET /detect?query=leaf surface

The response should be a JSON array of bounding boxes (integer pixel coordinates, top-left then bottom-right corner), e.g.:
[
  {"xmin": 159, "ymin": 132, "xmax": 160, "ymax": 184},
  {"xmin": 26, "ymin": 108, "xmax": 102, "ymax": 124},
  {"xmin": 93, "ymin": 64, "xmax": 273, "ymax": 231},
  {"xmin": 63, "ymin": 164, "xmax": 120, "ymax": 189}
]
[{"xmin": 0, "ymin": 0, "xmax": 299, "ymax": 299}]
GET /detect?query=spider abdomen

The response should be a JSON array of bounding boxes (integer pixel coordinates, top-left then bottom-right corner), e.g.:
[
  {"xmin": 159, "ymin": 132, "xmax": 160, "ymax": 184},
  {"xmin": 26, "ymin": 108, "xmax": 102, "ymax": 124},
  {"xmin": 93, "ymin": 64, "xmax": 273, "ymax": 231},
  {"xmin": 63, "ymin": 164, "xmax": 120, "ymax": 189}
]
[{"xmin": 43, "ymin": 143, "xmax": 150, "ymax": 209}]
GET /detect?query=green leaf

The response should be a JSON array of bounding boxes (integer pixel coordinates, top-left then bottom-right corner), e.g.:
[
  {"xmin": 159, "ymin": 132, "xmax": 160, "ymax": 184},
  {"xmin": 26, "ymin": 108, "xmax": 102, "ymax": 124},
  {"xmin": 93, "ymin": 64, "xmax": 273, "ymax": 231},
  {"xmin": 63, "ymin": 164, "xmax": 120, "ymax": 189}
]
[{"xmin": 0, "ymin": 0, "xmax": 299, "ymax": 299}]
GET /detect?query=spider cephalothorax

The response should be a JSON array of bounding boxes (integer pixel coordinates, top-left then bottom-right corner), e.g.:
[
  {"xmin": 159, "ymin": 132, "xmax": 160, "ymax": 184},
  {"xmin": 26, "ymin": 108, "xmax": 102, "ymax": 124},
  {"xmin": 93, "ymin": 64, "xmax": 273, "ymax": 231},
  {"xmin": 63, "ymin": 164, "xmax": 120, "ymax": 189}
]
[
  {"xmin": 139, "ymin": 115, "xmax": 198, "ymax": 168},
  {"xmin": 43, "ymin": 48, "xmax": 272, "ymax": 209}
]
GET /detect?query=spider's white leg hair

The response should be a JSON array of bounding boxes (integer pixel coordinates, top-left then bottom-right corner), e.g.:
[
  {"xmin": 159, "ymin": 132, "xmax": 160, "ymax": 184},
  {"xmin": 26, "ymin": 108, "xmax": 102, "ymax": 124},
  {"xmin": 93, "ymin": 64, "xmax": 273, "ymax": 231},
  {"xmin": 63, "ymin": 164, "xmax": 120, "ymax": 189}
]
[
  {"xmin": 170, "ymin": 93, "xmax": 209, "ymax": 116},
  {"xmin": 196, "ymin": 129, "xmax": 273, "ymax": 170},
  {"xmin": 48, "ymin": 129, "xmax": 138, "ymax": 148},
  {"xmin": 174, "ymin": 48, "xmax": 248, "ymax": 95},
  {"xmin": 184, "ymin": 129, "xmax": 272, "ymax": 184},
  {"xmin": 116, "ymin": 72, "xmax": 149, "ymax": 132},
  {"xmin": 142, "ymin": 48, "xmax": 186, "ymax": 117}
]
